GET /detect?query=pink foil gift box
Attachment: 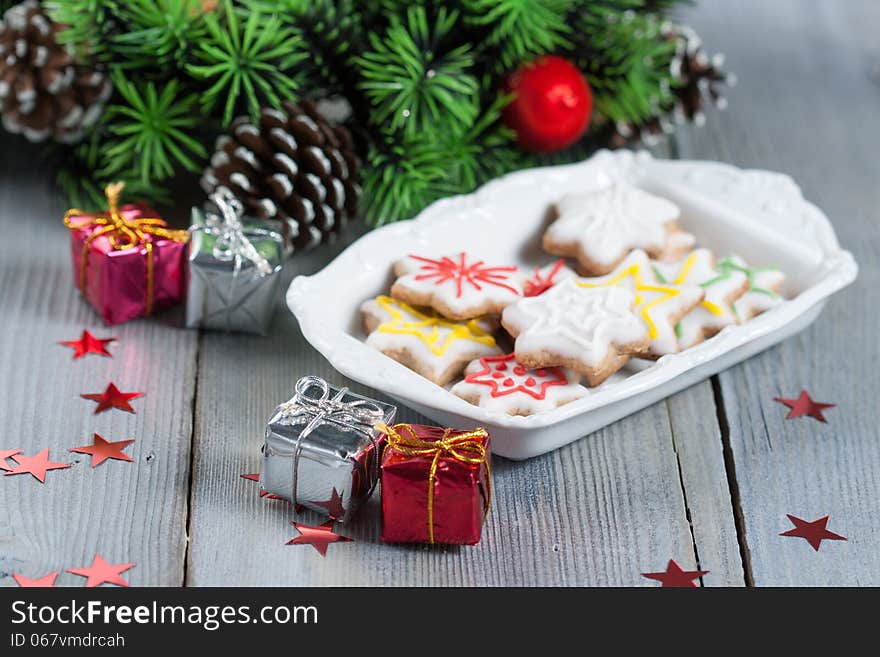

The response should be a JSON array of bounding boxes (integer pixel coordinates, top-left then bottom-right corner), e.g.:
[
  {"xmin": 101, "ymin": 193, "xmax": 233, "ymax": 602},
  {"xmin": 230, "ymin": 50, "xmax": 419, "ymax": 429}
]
[{"xmin": 63, "ymin": 183, "xmax": 189, "ymax": 325}]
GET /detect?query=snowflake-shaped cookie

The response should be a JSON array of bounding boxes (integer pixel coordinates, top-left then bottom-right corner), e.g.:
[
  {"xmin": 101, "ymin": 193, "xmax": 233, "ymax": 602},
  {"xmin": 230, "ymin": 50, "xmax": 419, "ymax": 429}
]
[
  {"xmin": 575, "ymin": 250, "xmax": 704, "ymax": 358},
  {"xmin": 653, "ymin": 248, "xmax": 749, "ymax": 348},
  {"xmin": 719, "ymin": 255, "xmax": 785, "ymax": 320},
  {"xmin": 451, "ymin": 353, "xmax": 588, "ymax": 416},
  {"xmin": 391, "ymin": 252, "xmax": 522, "ymax": 320},
  {"xmin": 519, "ymin": 259, "xmax": 576, "ymax": 297},
  {"xmin": 501, "ymin": 278, "xmax": 648, "ymax": 386},
  {"xmin": 543, "ymin": 183, "xmax": 693, "ymax": 275},
  {"xmin": 362, "ymin": 295, "xmax": 502, "ymax": 385}
]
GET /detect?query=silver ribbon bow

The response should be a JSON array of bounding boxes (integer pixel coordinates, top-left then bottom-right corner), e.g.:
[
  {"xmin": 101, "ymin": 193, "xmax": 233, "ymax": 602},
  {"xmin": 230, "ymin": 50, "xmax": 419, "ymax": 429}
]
[
  {"xmin": 205, "ymin": 187, "xmax": 273, "ymax": 276},
  {"xmin": 277, "ymin": 376, "xmax": 386, "ymax": 513}
]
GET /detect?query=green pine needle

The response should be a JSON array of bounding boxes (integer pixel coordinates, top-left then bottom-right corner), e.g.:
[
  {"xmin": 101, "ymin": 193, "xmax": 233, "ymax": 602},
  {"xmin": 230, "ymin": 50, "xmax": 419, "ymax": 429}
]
[
  {"xmin": 100, "ymin": 70, "xmax": 207, "ymax": 183},
  {"xmin": 464, "ymin": 0, "xmax": 573, "ymax": 73},
  {"xmin": 356, "ymin": 6, "xmax": 479, "ymax": 139},
  {"xmin": 186, "ymin": 0, "xmax": 307, "ymax": 125}
]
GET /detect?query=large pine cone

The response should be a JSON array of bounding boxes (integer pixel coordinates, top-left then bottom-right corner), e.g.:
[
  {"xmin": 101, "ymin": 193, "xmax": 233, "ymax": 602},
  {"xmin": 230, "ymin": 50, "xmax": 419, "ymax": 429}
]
[
  {"xmin": 0, "ymin": 0, "xmax": 111, "ymax": 143},
  {"xmin": 201, "ymin": 99, "xmax": 361, "ymax": 251}
]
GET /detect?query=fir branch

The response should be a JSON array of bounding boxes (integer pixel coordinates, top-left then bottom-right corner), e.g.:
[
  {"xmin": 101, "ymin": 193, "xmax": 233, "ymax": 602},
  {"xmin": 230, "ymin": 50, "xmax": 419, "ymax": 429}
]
[
  {"xmin": 463, "ymin": 0, "xmax": 572, "ymax": 74},
  {"xmin": 274, "ymin": 0, "xmax": 366, "ymax": 104},
  {"xmin": 110, "ymin": 0, "xmax": 208, "ymax": 70},
  {"xmin": 53, "ymin": 132, "xmax": 172, "ymax": 210},
  {"xmin": 355, "ymin": 6, "xmax": 479, "ymax": 139},
  {"xmin": 99, "ymin": 70, "xmax": 207, "ymax": 184},
  {"xmin": 45, "ymin": 0, "xmax": 121, "ymax": 61},
  {"xmin": 568, "ymin": 9, "xmax": 678, "ymax": 124},
  {"xmin": 362, "ymin": 137, "xmax": 459, "ymax": 225},
  {"xmin": 186, "ymin": 0, "xmax": 306, "ymax": 125}
]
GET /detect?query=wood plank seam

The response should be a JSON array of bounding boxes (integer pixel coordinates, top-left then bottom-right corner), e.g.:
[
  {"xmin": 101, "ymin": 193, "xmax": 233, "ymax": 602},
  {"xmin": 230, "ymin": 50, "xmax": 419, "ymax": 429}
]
[
  {"xmin": 663, "ymin": 401, "xmax": 707, "ymax": 586},
  {"xmin": 710, "ymin": 376, "xmax": 754, "ymax": 586},
  {"xmin": 182, "ymin": 330, "xmax": 205, "ymax": 587}
]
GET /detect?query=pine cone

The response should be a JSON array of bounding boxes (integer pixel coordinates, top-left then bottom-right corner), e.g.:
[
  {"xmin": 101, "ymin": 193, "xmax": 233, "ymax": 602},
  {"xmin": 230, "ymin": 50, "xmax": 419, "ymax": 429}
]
[
  {"xmin": 0, "ymin": 0, "xmax": 111, "ymax": 143},
  {"xmin": 612, "ymin": 24, "xmax": 732, "ymax": 146},
  {"xmin": 201, "ymin": 99, "xmax": 361, "ymax": 251}
]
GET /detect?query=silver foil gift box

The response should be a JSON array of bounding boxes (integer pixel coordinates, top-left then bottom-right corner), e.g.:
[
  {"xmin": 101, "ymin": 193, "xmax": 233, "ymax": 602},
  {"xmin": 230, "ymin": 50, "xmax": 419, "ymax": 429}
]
[
  {"xmin": 261, "ymin": 376, "xmax": 397, "ymax": 523},
  {"xmin": 186, "ymin": 188, "xmax": 283, "ymax": 334}
]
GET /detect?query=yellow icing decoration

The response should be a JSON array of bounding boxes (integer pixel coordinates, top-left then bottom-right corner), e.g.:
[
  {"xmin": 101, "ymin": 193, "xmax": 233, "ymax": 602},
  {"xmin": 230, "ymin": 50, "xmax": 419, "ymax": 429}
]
[
  {"xmin": 577, "ymin": 264, "xmax": 681, "ymax": 339},
  {"xmin": 374, "ymin": 296, "xmax": 496, "ymax": 356},
  {"xmin": 672, "ymin": 253, "xmax": 724, "ymax": 317}
]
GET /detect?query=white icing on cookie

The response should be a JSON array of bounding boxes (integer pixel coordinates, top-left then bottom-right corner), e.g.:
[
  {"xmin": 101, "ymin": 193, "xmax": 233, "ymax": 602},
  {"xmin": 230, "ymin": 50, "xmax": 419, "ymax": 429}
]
[
  {"xmin": 361, "ymin": 295, "xmax": 501, "ymax": 384},
  {"xmin": 518, "ymin": 259, "xmax": 577, "ymax": 297},
  {"xmin": 502, "ymin": 279, "xmax": 647, "ymax": 368},
  {"xmin": 450, "ymin": 353, "xmax": 588, "ymax": 416},
  {"xmin": 720, "ymin": 255, "xmax": 786, "ymax": 320},
  {"xmin": 653, "ymin": 248, "xmax": 748, "ymax": 348},
  {"xmin": 391, "ymin": 252, "xmax": 522, "ymax": 319},
  {"xmin": 576, "ymin": 250, "xmax": 704, "ymax": 357},
  {"xmin": 545, "ymin": 183, "xmax": 681, "ymax": 269}
]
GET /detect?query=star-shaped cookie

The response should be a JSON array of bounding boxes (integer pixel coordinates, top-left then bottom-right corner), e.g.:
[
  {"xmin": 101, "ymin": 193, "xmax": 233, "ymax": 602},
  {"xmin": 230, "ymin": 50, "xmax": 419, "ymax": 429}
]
[
  {"xmin": 719, "ymin": 255, "xmax": 785, "ymax": 320},
  {"xmin": 451, "ymin": 353, "xmax": 588, "ymax": 416},
  {"xmin": 361, "ymin": 295, "xmax": 502, "ymax": 385},
  {"xmin": 501, "ymin": 278, "xmax": 648, "ymax": 386},
  {"xmin": 576, "ymin": 250, "xmax": 704, "ymax": 358},
  {"xmin": 543, "ymin": 183, "xmax": 694, "ymax": 275},
  {"xmin": 653, "ymin": 248, "xmax": 748, "ymax": 348},
  {"xmin": 391, "ymin": 252, "xmax": 522, "ymax": 320}
]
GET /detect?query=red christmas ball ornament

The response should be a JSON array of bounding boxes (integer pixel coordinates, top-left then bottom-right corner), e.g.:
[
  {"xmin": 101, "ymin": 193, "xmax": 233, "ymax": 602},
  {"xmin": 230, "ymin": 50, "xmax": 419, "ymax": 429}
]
[{"xmin": 502, "ymin": 55, "xmax": 593, "ymax": 153}]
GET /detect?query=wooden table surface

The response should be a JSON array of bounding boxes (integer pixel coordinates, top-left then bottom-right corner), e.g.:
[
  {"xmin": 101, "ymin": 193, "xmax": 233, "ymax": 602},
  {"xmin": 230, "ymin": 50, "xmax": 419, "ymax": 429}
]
[{"xmin": 1, "ymin": 0, "xmax": 877, "ymax": 587}]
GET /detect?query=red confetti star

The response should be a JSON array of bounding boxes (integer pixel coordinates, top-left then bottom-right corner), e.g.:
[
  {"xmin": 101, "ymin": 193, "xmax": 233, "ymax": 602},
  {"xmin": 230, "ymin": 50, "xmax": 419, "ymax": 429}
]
[
  {"xmin": 58, "ymin": 330, "xmax": 116, "ymax": 359},
  {"xmin": 71, "ymin": 433, "xmax": 134, "ymax": 468},
  {"xmin": 286, "ymin": 520, "xmax": 352, "ymax": 556},
  {"xmin": 780, "ymin": 514, "xmax": 847, "ymax": 551},
  {"xmin": 0, "ymin": 448, "xmax": 22, "ymax": 472},
  {"xmin": 240, "ymin": 472, "xmax": 286, "ymax": 500},
  {"xmin": 308, "ymin": 487, "xmax": 346, "ymax": 520},
  {"xmin": 4, "ymin": 449, "xmax": 70, "ymax": 483},
  {"xmin": 13, "ymin": 572, "xmax": 58, "ymax": 587},
  {"xmin": 410, "ymin": 252, "xmax": 519, "ymax": 298},
  {"xmin": 67, "ymin": 554, "xmax": 134, "ymax": 587},
  {"xmin": 81, "ymin": 383, "xmax": 144, "ymax": 414},
  {"xmin": 774, "ymin": 390, "xmax": 836, "ymax": 423},
  {"xmin": 641, "ymin": 560, "xmax": 708, "ymax": 587}
]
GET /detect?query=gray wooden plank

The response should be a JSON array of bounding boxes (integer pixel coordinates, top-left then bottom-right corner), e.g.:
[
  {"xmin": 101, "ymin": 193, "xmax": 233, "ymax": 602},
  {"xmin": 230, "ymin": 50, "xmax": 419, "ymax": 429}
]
[
  {"xmin": 0, "ymin": 142, "xmax": 198, "ymax": 587},
  {"xmin": 186, "ymin": 234, "xmax": 738, "ymax": 586},
  {"xmin": 665, "ymin": 385, "xmax": 744, "ymax": 585},
  {"xmin": 676, "ymin": 0, "xmax": 880, "ymax": 585}
]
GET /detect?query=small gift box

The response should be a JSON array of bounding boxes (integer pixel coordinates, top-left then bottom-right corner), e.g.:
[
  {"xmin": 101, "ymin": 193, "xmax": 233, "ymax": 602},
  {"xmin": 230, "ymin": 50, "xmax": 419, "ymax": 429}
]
[
  {"xmin": 380, "ymin": 423, "xmax": 492, "ymax": 545},
  {"xmin": 63, "ymin": 182, "xmax": 189, "ymax": 325},
  {"xmin": 186, "ymin": 189, "xmax": 284, "ymax": 334},
  {"xmin": 261, "ymin": 376, "xmax": 397, "ymax": 522}
]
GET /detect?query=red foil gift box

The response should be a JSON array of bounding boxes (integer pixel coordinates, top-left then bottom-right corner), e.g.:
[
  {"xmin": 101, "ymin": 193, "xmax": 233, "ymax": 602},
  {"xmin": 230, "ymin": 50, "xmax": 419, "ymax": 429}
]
[
  {"xmin": 63, "ymin": 183, "xmax": 188, "ymax": 325},
  {"xmin": 380, "ymin": 423, "xmax": 492, "ymax": 545}
]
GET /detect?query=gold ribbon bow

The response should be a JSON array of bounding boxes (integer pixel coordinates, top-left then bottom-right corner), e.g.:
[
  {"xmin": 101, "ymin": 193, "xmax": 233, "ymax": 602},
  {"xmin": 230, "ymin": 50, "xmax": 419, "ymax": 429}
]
[
  {"xmin": 378, "ymin": 422, "xmax": 492, "ymax": 544},
  {"xmin": 63, "ymin": 182, "xmax": 189, "ymax": 316}
]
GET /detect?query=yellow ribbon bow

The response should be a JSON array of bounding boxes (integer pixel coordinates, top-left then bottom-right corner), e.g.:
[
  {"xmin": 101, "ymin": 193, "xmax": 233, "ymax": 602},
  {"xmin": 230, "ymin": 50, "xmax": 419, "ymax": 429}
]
[
  {"xmin": 378, "ymin": 422, "xmax": 492, "ymax": 544},
  {"xmin": 63, "ymin": 182, "xmax": 189, "ymax": 316}
]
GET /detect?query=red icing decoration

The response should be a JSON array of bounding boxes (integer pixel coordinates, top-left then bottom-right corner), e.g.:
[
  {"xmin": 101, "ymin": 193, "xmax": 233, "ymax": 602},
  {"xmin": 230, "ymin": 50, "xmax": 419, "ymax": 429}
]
[
  {"xmin": 464, "ymin": 353, "xmax": 568, "ymax": 400},
  {"xmin": 409, "ymin": 252, "xmax": 519, "ymax": 298},
  {"xmin": 523, "ymin": 259, "xmax": 567, "ymax": 297}
]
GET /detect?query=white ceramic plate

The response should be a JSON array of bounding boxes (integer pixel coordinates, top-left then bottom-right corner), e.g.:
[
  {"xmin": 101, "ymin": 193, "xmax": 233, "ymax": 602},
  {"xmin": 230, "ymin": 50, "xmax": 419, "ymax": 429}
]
[{"xmin": 287, "ymin": 150, "xmax": 857, "ymax": 460}]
